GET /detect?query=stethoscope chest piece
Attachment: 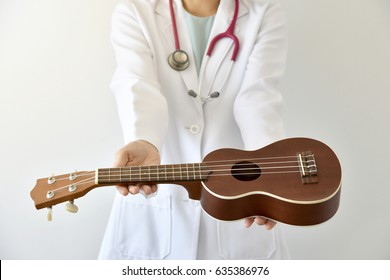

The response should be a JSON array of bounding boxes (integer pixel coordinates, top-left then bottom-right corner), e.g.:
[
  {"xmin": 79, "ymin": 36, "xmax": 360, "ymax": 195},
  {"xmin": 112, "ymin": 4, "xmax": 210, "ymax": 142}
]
[{"xmin": 168, "ymin": 50, "xmax": 190, "ymax": 71}]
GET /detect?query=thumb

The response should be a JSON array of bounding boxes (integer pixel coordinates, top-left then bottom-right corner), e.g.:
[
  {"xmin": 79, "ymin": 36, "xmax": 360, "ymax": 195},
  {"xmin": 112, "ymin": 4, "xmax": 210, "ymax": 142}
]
[{"xmin": 113, "ymin": 148, "xmax": 130, "ymax": 168}]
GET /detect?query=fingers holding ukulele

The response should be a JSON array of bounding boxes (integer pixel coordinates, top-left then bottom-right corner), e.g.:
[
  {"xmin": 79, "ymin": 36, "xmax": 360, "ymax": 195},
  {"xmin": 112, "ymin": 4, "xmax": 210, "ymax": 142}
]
[
  {"xmin": 244, "ymin": 216, "xmax": 277, "ymax": 230},
  {"xmin": 116, "ymin": 184, "xmax": 158, "ymax": 197},
  {"xmin": 114, "ymin": 140, "xmax": 160, "ymax": 197}
]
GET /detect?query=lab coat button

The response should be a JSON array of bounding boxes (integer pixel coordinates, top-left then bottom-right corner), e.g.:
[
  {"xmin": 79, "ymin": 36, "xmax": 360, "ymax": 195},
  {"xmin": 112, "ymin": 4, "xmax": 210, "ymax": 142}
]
[{"xmin": 189, "ymin": 125, "xmax": 200, "ymax": 134}]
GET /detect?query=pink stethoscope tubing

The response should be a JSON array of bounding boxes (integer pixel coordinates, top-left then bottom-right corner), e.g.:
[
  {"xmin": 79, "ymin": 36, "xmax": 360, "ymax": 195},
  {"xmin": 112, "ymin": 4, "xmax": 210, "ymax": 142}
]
[
  {"xmin": 169, "ymin": 0, "xmax": 240, "ymax": 64},
  {"xmin": 169, "ymin": 0, "xmax": 240, "ymax": 101},
  {"xmin": 206, "ymin": 0, "xmax": 240, "ymax": 61}
]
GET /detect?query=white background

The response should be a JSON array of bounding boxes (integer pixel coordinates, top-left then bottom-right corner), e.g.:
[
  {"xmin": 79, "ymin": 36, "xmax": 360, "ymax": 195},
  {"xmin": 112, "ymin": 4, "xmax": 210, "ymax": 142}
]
[{"xmin": 0, "ymin": 0, "xmax": 389, "ymax": 260}]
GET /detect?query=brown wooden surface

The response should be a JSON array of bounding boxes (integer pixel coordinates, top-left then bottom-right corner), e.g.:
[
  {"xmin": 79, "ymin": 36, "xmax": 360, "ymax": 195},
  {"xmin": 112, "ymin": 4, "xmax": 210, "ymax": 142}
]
[
  {"xmin": 200, "ymin": 181, "xmax": 341, "ymax": 225},
  {"xmin": 202, "ymin": 138, "xmax": 341, "ymax": 201}
]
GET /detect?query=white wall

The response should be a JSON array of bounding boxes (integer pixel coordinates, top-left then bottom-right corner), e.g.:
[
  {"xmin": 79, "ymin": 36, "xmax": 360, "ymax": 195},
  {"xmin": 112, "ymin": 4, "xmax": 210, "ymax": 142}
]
[
  {"xmin": 0, "ymin": 0, "xmax": 389, "ymax": 259},
  {"xmin": 279, "ymin": 0, "xmax": 390, "ymax": 259}
]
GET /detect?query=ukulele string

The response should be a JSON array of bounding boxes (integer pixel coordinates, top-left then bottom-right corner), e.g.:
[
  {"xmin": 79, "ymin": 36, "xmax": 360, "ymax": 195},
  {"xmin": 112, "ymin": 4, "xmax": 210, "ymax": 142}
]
[
  {"xmin": 48, "ymin": 172, "xmax": 96, "ymax": 193},
  {"xmin": 201, "ymin": 159, "xmax": 302, "ymax": 173},
  {"xmin": 51, "ymin": 171, "xmax": 95, "ymax": 182},
  {"xmin": 101, "ymin": 154, "xmax": 303, "ymax": 174},
  {"xmin": 98, "ymin": 156, "xmax": 306, "ymax": 180},
  {"xmin": 198, "ymin": 154, "xmax": 313, "ymax": 177},
  {"xmin": 49, "ymin": 154, "xmax": 310, "ymax": 194},
  {"xmin": 202, "ymin": 155, "xmax": 298, "ymax": 164},
  {"xmin": 49, "ymin": 166, "xmax": 302, "ymax": 196}
]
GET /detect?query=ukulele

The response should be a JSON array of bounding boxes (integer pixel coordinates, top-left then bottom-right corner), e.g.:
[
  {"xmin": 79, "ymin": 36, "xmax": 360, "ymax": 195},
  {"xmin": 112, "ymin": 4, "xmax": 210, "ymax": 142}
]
[{"xmin": 30, "ymin": 137, "xmax": 342, "ymax": 226}]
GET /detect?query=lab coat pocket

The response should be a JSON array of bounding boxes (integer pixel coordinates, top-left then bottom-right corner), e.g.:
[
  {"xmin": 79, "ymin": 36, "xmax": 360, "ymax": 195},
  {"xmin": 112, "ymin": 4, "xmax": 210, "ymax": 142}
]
[
  {"xmin": 217, "ymin": 221, "xmax": 276, "ymax": 259},
  {"xmin": 114, "ymin": 194, "xmax": 171, "ymax": 259}
]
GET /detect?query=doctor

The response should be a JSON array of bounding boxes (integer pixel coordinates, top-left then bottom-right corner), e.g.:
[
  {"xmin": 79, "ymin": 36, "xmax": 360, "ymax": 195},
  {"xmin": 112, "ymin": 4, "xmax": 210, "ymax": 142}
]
[{"xmin": 99, "ymin": 0, "xmax": 290, "ymax": 259}]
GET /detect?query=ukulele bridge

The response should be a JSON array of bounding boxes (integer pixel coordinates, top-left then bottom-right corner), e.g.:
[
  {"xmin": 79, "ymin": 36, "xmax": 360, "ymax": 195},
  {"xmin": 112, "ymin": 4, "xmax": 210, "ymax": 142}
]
[{"xmin": 297, "ymin": 151, "xmax": 318, "ymax": 184}]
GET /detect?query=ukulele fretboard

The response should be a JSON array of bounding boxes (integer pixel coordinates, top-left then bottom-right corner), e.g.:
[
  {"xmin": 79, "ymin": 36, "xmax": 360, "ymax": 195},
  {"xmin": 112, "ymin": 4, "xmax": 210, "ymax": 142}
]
[{"xmin": 96, "ymin": 163, "xmax": 209, "ymax": 184}]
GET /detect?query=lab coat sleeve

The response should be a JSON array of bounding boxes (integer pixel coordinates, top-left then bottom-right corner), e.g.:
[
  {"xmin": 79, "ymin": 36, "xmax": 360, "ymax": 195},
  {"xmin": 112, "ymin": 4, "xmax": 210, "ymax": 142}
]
[
  {"xmin": 233, "ymin": 2, "xmax": 287, "ymax": 150},
  {"xmin": 110, "ymin": 1, "xmax": 168, "ymax": 153}
]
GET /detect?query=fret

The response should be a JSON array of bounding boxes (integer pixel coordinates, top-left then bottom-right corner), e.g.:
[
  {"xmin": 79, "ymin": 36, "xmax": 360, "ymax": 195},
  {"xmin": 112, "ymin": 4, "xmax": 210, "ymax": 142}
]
[
  {"xmin": 160, "ymin": 166, "xmax": 164, "ymax": 180},
  {"xmin": 179, "ymin": 164, "xmax": 183, "ymax": 181},
  {"xmin": 166, "ymin": 164, "xmax": 172, "ymax": 182},
  {"xmin": 173, "ymin": 164, "xmax": 180, "ymax": 182},
  {"xmin": 180, "ymin": 164, "xmax": 185, "ymax": 181},
  {"xmin": 173, "ymin": 164, "xmax": 178, "ymax": 181},
  {"xmin": 97, "ymin": 168, "xmax": 103, "ymax": 183},
  {"xmin": 120, "ymin": 167, "xmax": 128, "ymax": 182},
  {"xmin": 141, "ymin": 166, "xmax": 149, "ymax": 182},
  {"xmin": 192, "ymin": 163, "xmax": 196, "ymax": 180},
  {"xmin": 177, "ymin": 164, "xmax": 182, "ymax": 179},
  {"xmin": 133, "ymin": 166, "xmax": 142, "ymax": 181},
  {"xmin": 178, "ymin": 164, "xmax": 182, "ymax": 180},
  {"xmin": 150, "ymin": 165, "xmax": 158, "ymax": 182},
  {"xmin": 164, "ymin": 165, "xmax": 167, "ymax": 181},
  {"xmin": 127, "ymin": 168, "xmax": 133, "ymax": 182},
  {"xmin": 189, "ymin": 163, "xmax": 193, "ymax": 180}
]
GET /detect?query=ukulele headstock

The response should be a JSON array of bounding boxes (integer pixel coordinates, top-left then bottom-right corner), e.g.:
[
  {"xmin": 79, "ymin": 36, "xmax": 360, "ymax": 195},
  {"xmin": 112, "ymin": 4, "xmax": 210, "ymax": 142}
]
[{"xmin": 30, "ymin": 170, "xmax": 97, "ymax": 221}]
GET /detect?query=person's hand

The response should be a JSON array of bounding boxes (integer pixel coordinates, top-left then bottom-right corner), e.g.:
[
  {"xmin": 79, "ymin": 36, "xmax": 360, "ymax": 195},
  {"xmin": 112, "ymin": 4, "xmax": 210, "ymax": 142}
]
[
  {"xmin": 244, "ymin": 216, "xmax": 276, "ymax": 230},
  {"xmin": 113, "ymin": 140, "xmax": 160, "ymax": 197}
]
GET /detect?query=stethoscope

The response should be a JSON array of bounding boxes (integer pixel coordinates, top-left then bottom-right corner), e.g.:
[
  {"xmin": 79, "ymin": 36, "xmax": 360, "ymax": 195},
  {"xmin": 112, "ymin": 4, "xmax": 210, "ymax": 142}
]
[{"xmin": 168, "ymin": 0, "xmax": 240, "ymax": 102}]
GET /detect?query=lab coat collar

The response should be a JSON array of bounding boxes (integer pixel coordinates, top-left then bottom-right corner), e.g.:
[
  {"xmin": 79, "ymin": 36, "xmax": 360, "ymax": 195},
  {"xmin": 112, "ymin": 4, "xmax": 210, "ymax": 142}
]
[
  {"xmin": 219, "ymin": 0, "xmax": 249, "ymax": 21},
  {"xmin": 155, "ymin": 0, "xmax": 249, "ymax": 20}
]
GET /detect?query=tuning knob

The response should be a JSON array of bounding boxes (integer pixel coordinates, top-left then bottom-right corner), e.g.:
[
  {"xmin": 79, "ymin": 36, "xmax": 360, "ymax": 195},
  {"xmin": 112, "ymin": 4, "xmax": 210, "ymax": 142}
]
[
  {"xmin": 65, "ymin": 200, "xmax": 78, "ymax": 213},
  {"xmin": 47, "ymin": 207, "xmax": 53, "ymax": 221}
]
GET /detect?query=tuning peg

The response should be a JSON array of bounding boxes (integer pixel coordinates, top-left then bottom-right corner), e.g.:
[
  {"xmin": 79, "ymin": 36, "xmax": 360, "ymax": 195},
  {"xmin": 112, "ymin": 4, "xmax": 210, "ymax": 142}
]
[
  {"xmin": 47, "ymin": 207, "xmax": 53, "ymax": 221},
  {"xmin": 69, "ymin": 171, "xmax": 78, "ymax": 181},
  {"xmin": 65, "ymin": 200, "xmax": 78, "ymax": 213}
]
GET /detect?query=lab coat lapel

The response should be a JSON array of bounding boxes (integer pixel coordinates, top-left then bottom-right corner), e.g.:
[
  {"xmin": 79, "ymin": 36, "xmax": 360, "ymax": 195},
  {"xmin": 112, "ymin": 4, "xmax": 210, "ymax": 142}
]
[{"xmin": 199, "ymin": 0, "xmax": 249, "ymax": 96}]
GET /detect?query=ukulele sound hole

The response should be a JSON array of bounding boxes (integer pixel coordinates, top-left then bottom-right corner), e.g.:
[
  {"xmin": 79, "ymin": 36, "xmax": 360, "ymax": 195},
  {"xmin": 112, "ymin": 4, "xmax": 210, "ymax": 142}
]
[{"xmin": 231, "ymin": 161, "xmax": 261, "ymax": 181}]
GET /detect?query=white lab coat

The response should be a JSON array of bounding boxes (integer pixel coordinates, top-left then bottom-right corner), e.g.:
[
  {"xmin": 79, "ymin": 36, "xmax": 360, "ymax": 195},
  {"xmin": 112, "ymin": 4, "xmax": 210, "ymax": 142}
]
[{"xmin": 99, "ymin": 0, "xmax": 290, "ymax": 259}]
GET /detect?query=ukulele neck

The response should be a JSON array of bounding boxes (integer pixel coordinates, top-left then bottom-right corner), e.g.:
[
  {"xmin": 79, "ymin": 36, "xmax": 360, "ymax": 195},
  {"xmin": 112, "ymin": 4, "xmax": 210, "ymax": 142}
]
[{"xmin": 95, "ymin": 163, "xmax": 209, "ymax": 185}]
